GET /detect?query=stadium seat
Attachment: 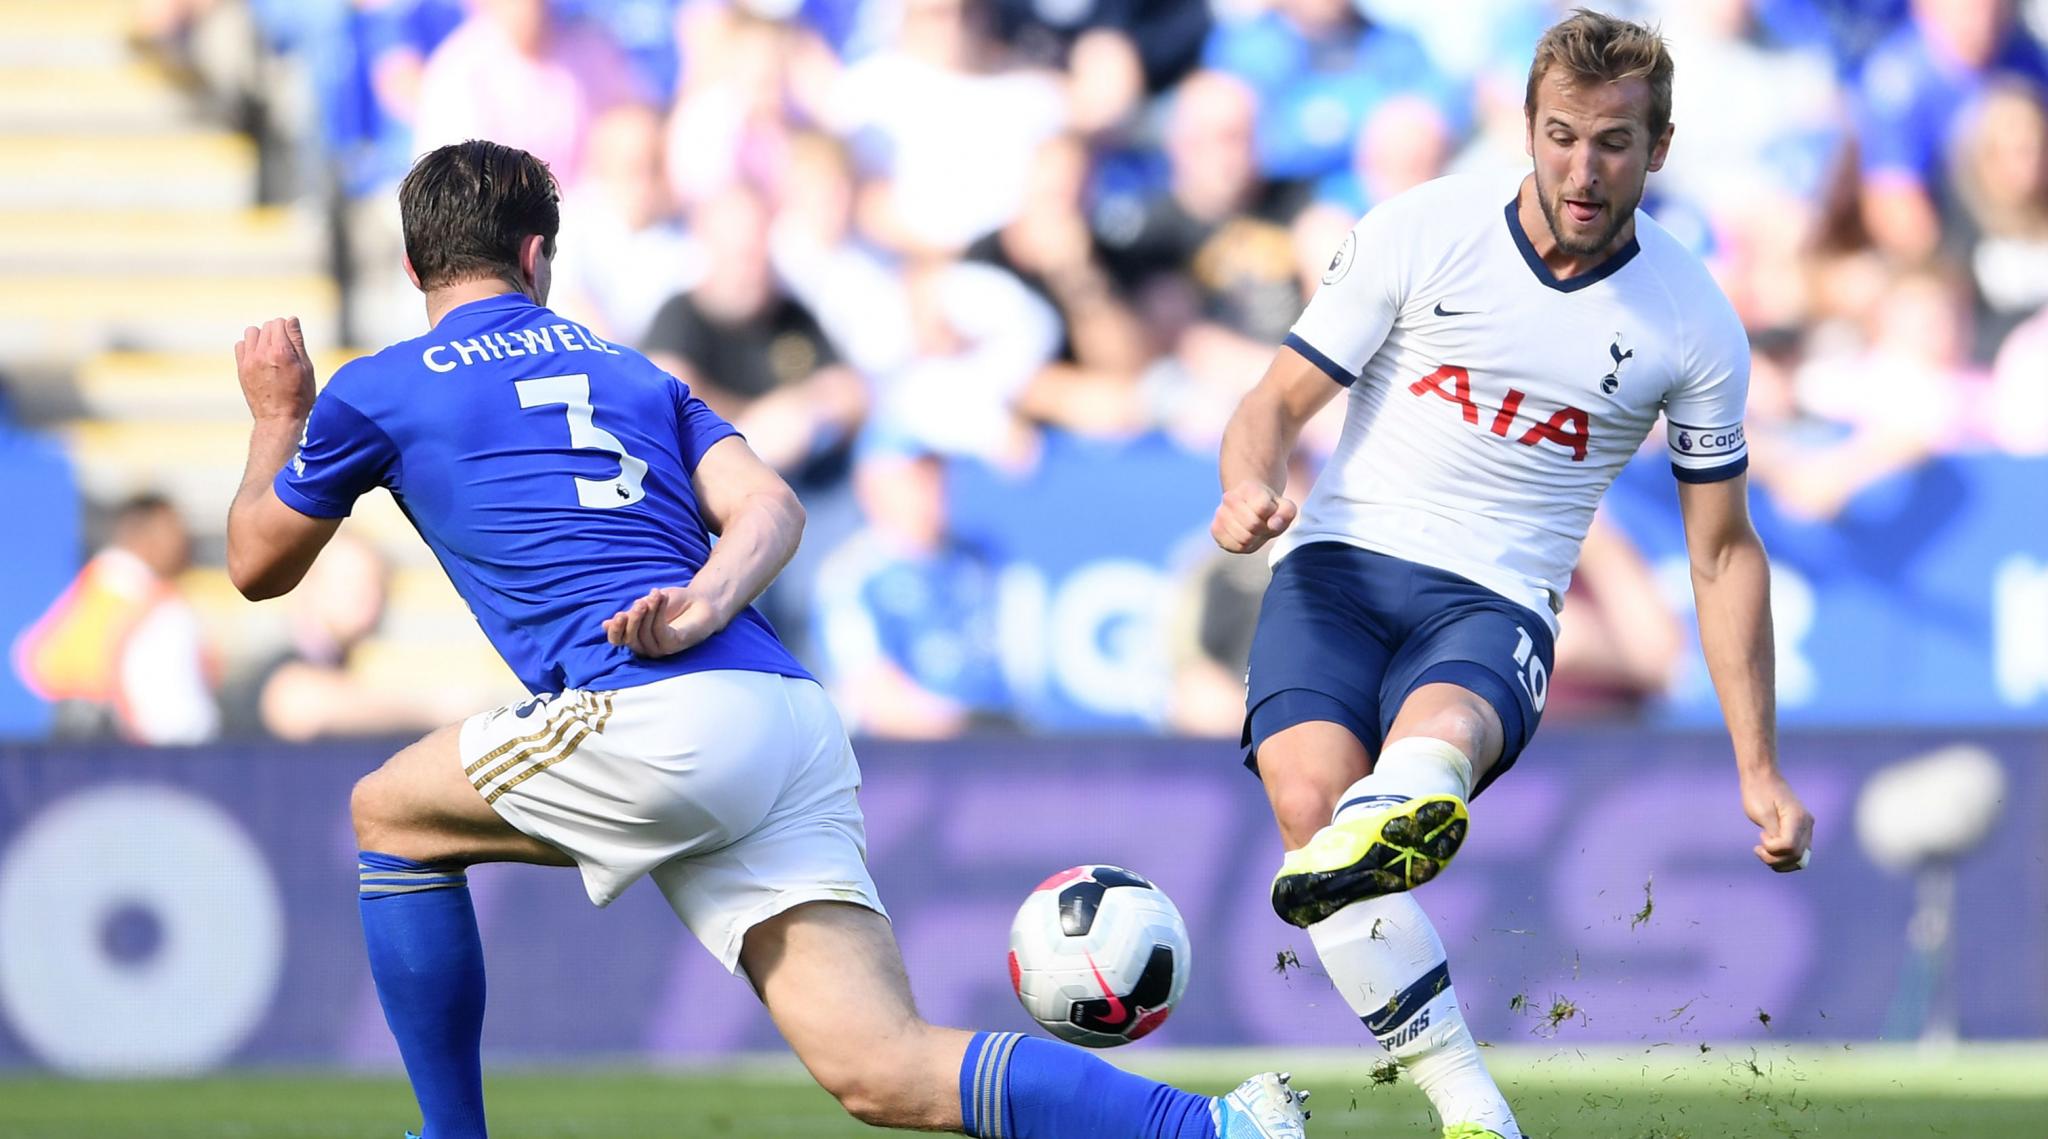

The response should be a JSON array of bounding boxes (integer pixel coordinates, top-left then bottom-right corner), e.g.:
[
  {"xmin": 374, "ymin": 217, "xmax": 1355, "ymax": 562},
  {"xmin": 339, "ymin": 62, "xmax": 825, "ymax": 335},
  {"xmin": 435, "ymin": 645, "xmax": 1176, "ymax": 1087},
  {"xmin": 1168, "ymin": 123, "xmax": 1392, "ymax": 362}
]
[
  {"xmin": 0, "ymin": 271, "xmax": 337, "ymax": 359},
  {"xmin": 0, "ymin": 62, "xmax": 194, "ymax": 133},
  {"xmin": 0, "ymin": 0, "xmax": 134, "ymax": 68},
  {"xmin": 2, "ymin": 206, "xmax": 323, "ymax": 276},
  {"xmin": 74, "ymin": 348, "xmax": 364, "ymax": 421},
  {"xmin": 0, "ymin": 133, "xmax": 257, "ymax": 211}
]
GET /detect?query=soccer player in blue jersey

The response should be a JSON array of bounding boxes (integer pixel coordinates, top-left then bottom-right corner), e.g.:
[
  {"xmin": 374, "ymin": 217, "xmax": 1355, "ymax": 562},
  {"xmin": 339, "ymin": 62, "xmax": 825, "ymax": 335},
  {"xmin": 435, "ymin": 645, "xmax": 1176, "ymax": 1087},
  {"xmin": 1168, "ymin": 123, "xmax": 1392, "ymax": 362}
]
[{"xmin": 227, "ymin": 140, "xmax": 1309, "ymax": 1139}]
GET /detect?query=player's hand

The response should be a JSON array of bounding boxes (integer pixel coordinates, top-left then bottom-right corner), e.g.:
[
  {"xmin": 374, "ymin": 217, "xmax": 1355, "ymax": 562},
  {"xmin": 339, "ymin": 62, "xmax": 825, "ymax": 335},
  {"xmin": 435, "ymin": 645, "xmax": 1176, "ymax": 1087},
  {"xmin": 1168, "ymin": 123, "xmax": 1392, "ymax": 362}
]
[
  {"xmin": 1741, "ymin": 771, "xmax": 1814, "ymax": 873},
  {"xmin": 235, "ymin": 317, "xmax": 317, "ymax": 422},
  {"xmin": 1211, "ymin": 480, "xmax": 1298, "ymax": 554},
  {"xmin": 603, "ymin": 586, "xmax": 729, "ymax": 658}
]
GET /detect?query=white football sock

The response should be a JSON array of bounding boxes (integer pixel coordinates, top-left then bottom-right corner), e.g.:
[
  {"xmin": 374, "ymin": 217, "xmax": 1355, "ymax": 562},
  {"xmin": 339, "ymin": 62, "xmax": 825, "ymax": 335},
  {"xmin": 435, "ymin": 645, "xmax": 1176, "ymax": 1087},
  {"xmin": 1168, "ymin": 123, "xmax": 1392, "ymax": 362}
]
[
  {"xmin": 1307, "ymin": 893, "xmax": 1521, "ymax": 1138},
  {"xmin": 1331, "ymin": 736, "xmax": 1474, "ymax": 827}
]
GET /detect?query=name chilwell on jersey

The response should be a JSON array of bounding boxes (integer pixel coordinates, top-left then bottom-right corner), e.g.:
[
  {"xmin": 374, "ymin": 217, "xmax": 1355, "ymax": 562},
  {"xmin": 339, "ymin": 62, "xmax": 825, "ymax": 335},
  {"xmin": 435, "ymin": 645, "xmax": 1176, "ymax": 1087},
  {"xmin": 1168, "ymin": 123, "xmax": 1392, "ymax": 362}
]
[{"xmin": 420, "ymin": 322, "xmax": 625, "ymax": 373}]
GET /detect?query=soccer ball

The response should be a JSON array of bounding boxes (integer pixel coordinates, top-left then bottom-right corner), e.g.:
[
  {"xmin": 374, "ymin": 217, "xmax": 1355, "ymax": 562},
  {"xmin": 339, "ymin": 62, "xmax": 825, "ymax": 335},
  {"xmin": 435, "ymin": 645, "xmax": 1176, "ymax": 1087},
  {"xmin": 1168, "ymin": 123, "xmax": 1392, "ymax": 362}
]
[{"xmin": 1007, "ymin": 865, "xmax": 1191, "ymax": 1048}]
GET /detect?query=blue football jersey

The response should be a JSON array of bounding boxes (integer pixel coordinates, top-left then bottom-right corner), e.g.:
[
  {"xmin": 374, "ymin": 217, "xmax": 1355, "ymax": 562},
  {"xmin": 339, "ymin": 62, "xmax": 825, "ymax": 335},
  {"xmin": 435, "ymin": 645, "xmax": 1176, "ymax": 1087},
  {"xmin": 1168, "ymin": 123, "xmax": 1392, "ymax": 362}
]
[{"xmin": 275, "ymin": 293, "xmax": 811, "ymax": 695}]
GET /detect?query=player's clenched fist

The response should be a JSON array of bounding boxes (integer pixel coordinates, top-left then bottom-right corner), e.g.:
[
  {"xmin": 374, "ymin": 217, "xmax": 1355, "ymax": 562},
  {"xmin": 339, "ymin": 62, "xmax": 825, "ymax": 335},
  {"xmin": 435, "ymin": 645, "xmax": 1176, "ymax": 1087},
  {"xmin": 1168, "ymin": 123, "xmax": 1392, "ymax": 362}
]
[
  {"xmin": 234, "ymin": 316, "xmax": 317, "ymax": 422},
  {"xmin": 1212, "ymin": 480, "xmax": 1298, "ymax": 554},
  {"xmin": 1741, "ymin": 771, "xmax": 1815, "ymax": 873}
]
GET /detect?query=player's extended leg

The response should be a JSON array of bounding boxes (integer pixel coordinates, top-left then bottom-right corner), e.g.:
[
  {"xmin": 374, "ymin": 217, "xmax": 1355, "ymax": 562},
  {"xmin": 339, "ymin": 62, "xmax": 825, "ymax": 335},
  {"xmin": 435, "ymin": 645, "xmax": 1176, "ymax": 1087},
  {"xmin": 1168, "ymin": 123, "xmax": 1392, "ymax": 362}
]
[
  {"xmin": 1257, "ymin": 694, "xmax": 1521, "ymax": 1139},
  {"xmin": 741, "ymin": 900, "xmax": 1309, "ymax": 1137},
  {"xmin": 1268, "ymin": 685, "xmax": 1497, "ymax": 928},
  {"xmin": 350, "ymin": 723, "xmax": 575, "ymax": 1139}
]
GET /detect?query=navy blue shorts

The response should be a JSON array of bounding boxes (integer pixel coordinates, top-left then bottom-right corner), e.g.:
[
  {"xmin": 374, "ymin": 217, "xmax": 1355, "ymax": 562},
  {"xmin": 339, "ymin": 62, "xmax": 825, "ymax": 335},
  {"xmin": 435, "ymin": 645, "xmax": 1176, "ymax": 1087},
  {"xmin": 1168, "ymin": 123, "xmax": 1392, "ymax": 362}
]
[{"xmin": 1242, "ymin": 542, "xmax": 1556, "ymax": 796}]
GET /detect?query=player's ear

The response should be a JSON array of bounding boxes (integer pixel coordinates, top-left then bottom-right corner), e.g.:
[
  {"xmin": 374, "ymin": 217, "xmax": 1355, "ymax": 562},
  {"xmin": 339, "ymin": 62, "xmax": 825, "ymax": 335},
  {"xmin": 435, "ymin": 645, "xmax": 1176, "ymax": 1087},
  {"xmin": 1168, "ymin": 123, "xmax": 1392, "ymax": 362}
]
[
  {"xmin": 402, "ymin": 254, "xmax": 422, "ymax": 292},
  {"xmin": 1647, "ymin": 122, "xmax": 1674, "ymax": 173},
  {"xmin": 517, "ymin": 233, "xmax": 548, "ymax": 289}
]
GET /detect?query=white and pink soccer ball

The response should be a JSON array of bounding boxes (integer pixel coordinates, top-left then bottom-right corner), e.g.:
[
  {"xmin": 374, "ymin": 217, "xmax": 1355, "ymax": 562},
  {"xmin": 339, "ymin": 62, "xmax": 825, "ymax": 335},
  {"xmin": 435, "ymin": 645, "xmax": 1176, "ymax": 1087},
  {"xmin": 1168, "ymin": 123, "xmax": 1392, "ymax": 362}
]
[{"xmin": 1007, "ymin": 865, "xmax": 1191, "ymax": 1048}]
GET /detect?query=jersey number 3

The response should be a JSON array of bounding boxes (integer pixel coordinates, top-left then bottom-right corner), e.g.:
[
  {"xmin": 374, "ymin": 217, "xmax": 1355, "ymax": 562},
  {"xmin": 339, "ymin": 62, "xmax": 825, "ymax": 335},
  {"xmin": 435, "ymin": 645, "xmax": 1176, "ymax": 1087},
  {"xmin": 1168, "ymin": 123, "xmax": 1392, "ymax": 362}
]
[{"xmin": 516, "ymin": 373, "xmax": 648, "ymax": 509}]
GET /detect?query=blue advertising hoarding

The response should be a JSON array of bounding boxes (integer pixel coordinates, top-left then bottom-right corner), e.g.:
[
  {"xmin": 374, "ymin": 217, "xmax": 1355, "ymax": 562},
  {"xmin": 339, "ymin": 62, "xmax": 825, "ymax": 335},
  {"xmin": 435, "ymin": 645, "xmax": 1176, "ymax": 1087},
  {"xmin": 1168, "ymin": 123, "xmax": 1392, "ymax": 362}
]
[
  {"xmin": 946, "ymin": 443, "xmax": 2048, "ymax": 731},
  {"xmin": 1603, "ymin": 454, "xmax": 2048, "ymax": 728}
]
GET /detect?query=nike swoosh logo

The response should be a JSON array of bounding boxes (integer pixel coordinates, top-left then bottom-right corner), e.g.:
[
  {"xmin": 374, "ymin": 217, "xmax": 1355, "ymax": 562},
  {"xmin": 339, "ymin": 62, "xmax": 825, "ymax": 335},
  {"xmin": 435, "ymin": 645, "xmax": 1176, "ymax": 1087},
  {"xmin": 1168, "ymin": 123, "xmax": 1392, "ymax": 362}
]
[
  {"xmin": 1084, "ymin": 953, "xmax": 1130, "ymax": 1027},
  {"xmin": 1433, "ymin": 302, "xmax": 1479, "ymax": 317}
]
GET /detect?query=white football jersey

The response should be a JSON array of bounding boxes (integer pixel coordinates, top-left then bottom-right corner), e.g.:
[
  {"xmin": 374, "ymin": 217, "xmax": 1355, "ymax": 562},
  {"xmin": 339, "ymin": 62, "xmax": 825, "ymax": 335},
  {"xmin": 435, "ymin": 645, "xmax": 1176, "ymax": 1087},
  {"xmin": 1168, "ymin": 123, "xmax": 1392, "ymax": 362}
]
[{"xmin": 1276, "ymin": 172, "xmax": 1750, "ymax": 631}]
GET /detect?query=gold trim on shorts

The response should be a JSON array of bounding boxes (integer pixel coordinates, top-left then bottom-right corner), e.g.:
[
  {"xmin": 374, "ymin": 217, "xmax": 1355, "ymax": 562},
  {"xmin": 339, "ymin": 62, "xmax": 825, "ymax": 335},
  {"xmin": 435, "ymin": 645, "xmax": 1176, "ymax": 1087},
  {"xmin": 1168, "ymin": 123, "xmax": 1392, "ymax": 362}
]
[{"xmin": 470, "ymin": 691, "xmax": 615, "ymax": 803}]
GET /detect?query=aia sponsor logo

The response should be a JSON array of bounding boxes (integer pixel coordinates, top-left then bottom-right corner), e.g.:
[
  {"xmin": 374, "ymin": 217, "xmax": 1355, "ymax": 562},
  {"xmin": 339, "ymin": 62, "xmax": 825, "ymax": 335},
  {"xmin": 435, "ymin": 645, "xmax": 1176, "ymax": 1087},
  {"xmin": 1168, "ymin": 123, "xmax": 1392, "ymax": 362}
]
[{"xmin": 1408, "ymin": 364, "xmax": 1590, "ymax": 461}]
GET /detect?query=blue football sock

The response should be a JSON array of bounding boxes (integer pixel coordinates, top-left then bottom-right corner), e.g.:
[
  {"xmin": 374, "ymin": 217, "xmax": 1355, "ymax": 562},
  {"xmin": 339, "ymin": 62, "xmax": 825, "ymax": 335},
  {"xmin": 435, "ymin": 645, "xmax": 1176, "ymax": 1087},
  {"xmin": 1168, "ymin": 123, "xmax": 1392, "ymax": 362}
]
[
  {"xmin": 958, "ymin": 1031, "xmax": 1215, "ymax": 1138},
  {"xmin": 359, "ymin": 851, "xmax": 488, "ymax": 1139}
]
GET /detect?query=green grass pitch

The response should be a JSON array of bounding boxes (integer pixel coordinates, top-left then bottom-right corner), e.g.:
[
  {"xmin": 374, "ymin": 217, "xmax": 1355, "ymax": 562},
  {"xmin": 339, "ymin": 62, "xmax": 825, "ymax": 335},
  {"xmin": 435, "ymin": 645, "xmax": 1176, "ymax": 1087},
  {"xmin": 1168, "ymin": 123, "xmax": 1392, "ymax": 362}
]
[{"xmin": 2, "ymin": 1045, "xmax": 2042, "ymax": 1138}]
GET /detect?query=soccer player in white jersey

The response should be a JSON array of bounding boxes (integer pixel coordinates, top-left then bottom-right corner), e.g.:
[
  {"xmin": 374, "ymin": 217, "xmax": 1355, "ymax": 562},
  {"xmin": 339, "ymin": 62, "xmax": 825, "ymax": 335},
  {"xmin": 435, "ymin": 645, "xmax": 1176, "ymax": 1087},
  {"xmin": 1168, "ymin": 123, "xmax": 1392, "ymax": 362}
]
[{"xmin": 1210, "ymin": 11, "xmax": 1815, "ymax": 1139}]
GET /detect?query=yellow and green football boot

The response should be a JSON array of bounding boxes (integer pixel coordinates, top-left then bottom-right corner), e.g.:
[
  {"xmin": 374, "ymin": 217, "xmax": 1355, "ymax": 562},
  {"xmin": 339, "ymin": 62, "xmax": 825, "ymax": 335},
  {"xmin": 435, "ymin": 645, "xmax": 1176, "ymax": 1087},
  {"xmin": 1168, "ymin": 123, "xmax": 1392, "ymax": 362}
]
[
  {"xmin": 1270, "ymin": 795, "xmax": 1470, "ymax": 928},
  {"xmin": 1440, "ymin": 1125, "xmax": 1506, "ymax": 1139}
]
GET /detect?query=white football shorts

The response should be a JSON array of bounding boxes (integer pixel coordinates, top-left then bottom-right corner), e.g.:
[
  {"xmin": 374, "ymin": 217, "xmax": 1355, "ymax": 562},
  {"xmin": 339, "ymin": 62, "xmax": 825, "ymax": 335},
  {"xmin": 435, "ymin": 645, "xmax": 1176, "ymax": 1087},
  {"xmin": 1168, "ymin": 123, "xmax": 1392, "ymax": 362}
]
[{"xmin": 457, "ymin": 669, "xmax": 884, "ymax": 973}]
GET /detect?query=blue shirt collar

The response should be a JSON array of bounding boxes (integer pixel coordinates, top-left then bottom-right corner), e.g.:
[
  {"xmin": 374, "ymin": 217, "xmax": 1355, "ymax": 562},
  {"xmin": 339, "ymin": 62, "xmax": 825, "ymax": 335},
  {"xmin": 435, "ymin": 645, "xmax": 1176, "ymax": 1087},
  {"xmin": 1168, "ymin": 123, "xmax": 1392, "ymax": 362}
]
[{"xmin": 441, "ymin": 291, "xmax": 540, "ymax": 322}]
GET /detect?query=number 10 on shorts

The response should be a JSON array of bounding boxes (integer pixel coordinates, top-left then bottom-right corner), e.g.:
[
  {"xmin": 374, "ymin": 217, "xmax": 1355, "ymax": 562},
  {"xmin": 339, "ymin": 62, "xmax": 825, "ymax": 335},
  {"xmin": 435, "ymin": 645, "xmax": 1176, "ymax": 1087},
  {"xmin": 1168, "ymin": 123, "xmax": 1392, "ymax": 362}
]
[{"xmin": 1512, "ymin": 626, "xmax": 1548, "ymax": 712}]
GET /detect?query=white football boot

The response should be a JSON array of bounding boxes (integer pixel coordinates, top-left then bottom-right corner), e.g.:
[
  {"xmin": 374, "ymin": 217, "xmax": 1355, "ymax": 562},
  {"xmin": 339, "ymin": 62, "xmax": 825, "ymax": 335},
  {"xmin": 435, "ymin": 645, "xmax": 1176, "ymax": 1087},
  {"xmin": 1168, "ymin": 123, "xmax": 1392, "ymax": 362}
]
[{"xmin": 1211, "ymin": 1071, "xmax": 1310, "ymax": 1138}]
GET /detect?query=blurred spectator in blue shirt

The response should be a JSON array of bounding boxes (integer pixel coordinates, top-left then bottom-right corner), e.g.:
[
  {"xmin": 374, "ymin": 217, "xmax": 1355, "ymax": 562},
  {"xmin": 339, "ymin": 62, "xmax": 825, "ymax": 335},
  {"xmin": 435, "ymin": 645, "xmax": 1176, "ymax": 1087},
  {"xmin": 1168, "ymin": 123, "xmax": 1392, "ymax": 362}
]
[
  {"xmin": 1750, "ymin": 0, "xmax": 1911, "ymax": 74},
  {"xmin": 571, "ymin": 0, "xmax": 685, "ymax": 101},
  {"xmin": 1201, "ymin": 0, "xmax": 1452, "ymax": 182},
  {"xmin": 814, "ymin": 438, "xmax": 1011, "ymax": 737},
  {"xmin": 1852, "ymin": 0, "xmax": 2048, "ymax": 261},
  {"xmin": 1312, "ymin": 91, "xmax": 1456, "ymax": 215},
  {"xmin": 298, "ymin": 0, "xmax": 465, "ymax": 196}
]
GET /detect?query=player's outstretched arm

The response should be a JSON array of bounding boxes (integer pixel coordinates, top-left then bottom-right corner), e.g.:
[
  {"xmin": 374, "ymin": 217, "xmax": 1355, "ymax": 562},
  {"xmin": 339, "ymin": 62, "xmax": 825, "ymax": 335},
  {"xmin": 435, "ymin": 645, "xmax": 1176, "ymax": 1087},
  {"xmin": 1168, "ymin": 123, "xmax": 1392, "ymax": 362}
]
[
  {"xmin": 1677, "ymin": 473, "xmax": 1814, "ymax": 873},
  {"xmin": 1212, "ymin": 346, "xmax": 1341, "ymax": 554},
  {"xmin": 227, "ymin": 317, "xmax": 340, "ymax": 600},
  {"xmin": 605, "ymin": 435, "xmax": 804, "ymax": 658}
]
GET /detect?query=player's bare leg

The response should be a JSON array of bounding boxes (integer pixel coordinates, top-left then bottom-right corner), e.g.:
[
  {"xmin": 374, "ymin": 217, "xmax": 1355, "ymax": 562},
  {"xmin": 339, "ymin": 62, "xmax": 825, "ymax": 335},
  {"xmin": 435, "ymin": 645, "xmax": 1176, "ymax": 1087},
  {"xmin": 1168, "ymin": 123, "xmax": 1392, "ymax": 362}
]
[
  {"xmin": 1258, "ymin": 719, "xmax": 1375, "ymax": 850},
  {"xmin": 744, "ymin": 900, "xmax": 1309, "ymax": 1137},
  {"xmin": 351, "ymin": 722, "xmax": 577, "ymax": 867},
  {"xmin": 349, "ymin": 724, "xmax": 572, "ymax": 1139},
  {"xmin": 743, "ymin": 900, "xmax": 969, "ymax": 1130},
  {"xmin": 1259, "ymin": 694, "xmax": 1521, "ymax": 1139}
]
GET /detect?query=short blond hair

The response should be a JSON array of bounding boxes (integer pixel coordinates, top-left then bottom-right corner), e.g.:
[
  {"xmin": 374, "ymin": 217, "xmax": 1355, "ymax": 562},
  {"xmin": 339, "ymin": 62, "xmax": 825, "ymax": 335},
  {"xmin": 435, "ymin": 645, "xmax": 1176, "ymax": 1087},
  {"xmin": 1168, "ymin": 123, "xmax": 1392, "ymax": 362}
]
[{"xmin": 1524, "ymin": 8, "xmax": 1674, "ymax": 138}]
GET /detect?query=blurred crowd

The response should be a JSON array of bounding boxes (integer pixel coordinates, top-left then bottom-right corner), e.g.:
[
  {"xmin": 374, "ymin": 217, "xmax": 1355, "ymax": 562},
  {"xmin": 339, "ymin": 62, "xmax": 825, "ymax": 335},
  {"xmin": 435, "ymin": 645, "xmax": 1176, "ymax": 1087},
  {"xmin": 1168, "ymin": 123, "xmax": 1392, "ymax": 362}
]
[{"xmin": 56, "ymin": 0, "xmax": 2046, "ymax": 743}]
